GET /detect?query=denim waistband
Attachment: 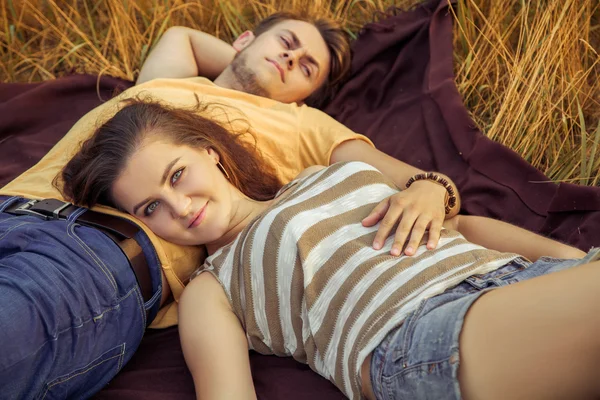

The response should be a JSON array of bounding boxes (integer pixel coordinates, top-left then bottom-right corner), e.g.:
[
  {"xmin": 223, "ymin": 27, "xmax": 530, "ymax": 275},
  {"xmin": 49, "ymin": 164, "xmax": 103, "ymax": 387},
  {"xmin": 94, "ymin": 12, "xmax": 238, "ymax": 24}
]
[{"xmin": 0, "ymin": 195, "xmax": 163, "ymax": 325}]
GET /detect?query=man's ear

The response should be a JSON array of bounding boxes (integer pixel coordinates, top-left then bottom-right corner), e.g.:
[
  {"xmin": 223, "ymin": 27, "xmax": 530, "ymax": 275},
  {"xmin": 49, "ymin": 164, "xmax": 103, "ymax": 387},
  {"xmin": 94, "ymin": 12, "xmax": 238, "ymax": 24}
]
[{"xmin": 232, "ymin": 31, "xmax": 255, "ymax": 52}]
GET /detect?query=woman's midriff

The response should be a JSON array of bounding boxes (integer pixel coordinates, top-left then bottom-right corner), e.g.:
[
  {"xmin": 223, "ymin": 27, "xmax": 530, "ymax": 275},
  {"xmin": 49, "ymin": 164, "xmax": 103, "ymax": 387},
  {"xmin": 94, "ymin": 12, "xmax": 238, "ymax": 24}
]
[{"xmin": 361, "ymin": 353, "xmax": 377, "ymax": 400}]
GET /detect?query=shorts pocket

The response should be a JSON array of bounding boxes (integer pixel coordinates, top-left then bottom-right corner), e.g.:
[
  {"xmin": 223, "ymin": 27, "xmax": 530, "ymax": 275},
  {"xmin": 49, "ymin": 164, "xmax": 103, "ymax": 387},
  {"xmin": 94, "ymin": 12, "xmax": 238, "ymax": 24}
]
[
  {"xmin": 537, "ymin": 255, "xmax": 567, "ymax": 263},
  {"xmin": 463, "ymin": 261, "xmax": 528, "ymax": 290},
  {"xmin": 39, "ymin": 343, "xmax": 126, "ymax": 400}
]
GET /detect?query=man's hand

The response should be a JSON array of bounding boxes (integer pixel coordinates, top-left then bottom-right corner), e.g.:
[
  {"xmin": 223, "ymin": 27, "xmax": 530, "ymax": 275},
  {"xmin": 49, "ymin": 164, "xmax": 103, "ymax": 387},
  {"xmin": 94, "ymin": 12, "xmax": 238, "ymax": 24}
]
[
  {"xmin": 330, "ymin": 139, "xmax": 459, "ymax": 257},
  {"xmin": 362, "ymin": 180, "xmax": 447, "ymax": 256}
]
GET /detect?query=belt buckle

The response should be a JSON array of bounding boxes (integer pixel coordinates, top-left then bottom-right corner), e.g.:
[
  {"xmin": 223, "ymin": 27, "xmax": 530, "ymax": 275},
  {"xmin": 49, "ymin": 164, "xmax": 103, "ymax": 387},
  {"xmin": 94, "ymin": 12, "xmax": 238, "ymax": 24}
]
[
  {"xmin": 13, "ymin": 200, "xmax": 48, "ymax": 220},
  {"xmin": 13, "ymin": 199, "xmax": 72, "ymax": 220}
]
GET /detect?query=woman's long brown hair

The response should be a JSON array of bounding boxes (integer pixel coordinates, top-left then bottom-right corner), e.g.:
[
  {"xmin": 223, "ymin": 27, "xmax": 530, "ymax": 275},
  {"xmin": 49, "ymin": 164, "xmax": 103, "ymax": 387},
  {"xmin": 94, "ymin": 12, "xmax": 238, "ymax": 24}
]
[{"xmin": 58, "ymin": 95, "xmax": 282, "ymax": 209}]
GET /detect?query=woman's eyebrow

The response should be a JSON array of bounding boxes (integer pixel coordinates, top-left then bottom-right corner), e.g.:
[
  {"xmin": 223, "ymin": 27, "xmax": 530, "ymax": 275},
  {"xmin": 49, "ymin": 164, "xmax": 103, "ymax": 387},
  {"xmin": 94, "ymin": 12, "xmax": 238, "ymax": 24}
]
[{"xmin": 132, "ymin": 156, "xmax": 181, "ymax": 215}]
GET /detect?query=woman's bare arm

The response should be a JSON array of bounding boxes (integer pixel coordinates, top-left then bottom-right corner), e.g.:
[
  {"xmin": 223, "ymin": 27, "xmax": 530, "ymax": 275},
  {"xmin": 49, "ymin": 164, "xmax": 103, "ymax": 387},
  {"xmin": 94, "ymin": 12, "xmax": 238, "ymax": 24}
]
[
  {"xmin": 445, "ymin": 215, "xmax": 586, "ymax": 261},
  {"xmin": 179, "ymin": 272, "xmax": 256, "ymax": 400},
  {"xmin": 137, "ymin": 27, "xmax": 236, "ymax": 85}
]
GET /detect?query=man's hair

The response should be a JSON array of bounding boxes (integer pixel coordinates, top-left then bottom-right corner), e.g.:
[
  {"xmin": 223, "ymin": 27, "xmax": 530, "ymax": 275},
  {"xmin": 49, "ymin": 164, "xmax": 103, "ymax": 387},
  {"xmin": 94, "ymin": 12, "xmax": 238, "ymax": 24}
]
[{"xmin": 253, "ymin": 11, "xmax": 351, "ymax": 108}]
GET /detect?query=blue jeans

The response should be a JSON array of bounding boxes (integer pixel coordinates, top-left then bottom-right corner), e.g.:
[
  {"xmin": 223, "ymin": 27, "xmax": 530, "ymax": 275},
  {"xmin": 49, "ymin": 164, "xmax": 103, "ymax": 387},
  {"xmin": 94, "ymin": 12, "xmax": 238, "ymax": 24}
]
[
  {"xmin": 0, "ymin": 196, "xmax": 163, "ymax": 399},
  {"xmin": 370, "ymin": 249, "xmax": 600, "ymax": 400}
]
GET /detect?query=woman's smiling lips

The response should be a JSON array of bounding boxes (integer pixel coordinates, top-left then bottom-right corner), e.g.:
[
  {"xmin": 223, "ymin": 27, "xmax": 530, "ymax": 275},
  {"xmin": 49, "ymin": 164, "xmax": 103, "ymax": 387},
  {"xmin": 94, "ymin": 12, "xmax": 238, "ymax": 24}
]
[
  {"xmin": 188, "ymin": 202, "xmax": 208, "ymax": 228},
  {"xmin": 266, "ymin": 58, "xmax": 285, "ymax": 83}
]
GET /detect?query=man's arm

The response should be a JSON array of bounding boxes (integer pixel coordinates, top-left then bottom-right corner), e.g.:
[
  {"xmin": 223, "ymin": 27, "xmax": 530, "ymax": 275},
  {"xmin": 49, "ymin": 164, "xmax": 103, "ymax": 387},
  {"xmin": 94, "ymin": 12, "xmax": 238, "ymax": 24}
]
[
  {"xmin": 445, "ymin": 215, "xmax": 586, "ymax": 261},
  {"xmin": 331, "ymin": 139, "xmax": 460, "ymax": 257},
  {"xmin": 137, "ymin": 27, "xmax": 236, "ymax": 85}
]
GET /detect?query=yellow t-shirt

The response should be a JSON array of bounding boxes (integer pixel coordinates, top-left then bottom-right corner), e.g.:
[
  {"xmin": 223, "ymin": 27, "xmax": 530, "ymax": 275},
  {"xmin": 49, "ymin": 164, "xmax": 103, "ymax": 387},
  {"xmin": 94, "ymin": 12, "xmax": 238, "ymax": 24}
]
[{"xmin": 0, "ymin": 77, "xmax": 373, "ymax": 328}]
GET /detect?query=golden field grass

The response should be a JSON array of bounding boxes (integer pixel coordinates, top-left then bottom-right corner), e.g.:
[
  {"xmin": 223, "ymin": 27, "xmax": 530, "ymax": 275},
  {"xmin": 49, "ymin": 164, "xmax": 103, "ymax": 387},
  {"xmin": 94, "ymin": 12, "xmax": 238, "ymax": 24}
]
[{"xmin": 1, "ymin": 0, "xmax": 599, "ymax": 184}]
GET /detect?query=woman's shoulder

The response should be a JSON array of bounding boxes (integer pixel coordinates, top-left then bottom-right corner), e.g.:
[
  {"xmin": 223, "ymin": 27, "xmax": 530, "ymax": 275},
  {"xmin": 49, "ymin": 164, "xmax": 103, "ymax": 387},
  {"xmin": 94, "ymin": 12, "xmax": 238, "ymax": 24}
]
[
  {"xmin": 275, "ymin": 161, "xmax": 386, "ymax": 201},
  {"xmin": 295, "ymin": 161, "xmax": 381, "ymax": 185},
  {"xmin": 295, "ymin": 165, "xmax": 327, "ymax": 180},
  {"xmin": 296, "ymin": 161, "xmax": 385, "ymax": 188}
]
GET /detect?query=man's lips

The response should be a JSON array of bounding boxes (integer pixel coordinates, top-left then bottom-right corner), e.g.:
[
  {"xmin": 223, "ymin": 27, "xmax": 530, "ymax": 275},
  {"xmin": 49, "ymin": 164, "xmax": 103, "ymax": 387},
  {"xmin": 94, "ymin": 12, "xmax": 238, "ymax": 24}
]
[
  {"xmin": 188, "ymin": 202, "xmax": 208, "ymax": 229},
  {"xmin": 267, "ymin": 58, "xmax": 285, "ymax": 83}
]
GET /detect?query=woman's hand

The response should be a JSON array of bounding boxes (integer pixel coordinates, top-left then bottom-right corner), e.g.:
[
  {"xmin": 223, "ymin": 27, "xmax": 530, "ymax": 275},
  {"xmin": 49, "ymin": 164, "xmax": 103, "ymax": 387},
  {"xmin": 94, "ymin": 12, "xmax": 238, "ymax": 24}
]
[{"xmin": 362, "ymin": 180, "xmax": 448, "ymax": 256}]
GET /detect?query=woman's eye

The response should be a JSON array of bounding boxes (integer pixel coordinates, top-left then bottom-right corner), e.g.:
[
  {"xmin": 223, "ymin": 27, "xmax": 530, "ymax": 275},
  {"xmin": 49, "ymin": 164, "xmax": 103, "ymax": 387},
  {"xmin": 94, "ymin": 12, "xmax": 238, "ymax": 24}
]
[
  {"xmin": 145, "ymin": 201, "xmax": 159, "ymax": 216},
  {"xmin": 171, "ymin": 168, "xmax": 184, "ymax": 185},
  {"xmin": 281, "ymin": 36, "xmax": 290, "ymax": 49}
]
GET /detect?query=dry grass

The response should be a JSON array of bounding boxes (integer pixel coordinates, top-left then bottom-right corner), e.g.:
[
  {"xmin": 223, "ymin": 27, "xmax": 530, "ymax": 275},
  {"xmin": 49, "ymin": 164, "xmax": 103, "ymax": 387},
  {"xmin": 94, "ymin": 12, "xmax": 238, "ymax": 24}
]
[
  {"xmin": 453, "ymin": 0, "xmax": 600, "ymax": 185},
  {"xmin": 1, "ymin": 0, "xmax": 599, "ymax": 184}
]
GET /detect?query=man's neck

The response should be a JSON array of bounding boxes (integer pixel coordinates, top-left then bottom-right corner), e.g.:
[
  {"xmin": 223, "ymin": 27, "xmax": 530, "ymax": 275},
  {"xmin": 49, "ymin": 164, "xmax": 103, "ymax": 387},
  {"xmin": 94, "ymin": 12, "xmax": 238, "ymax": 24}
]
[
  {"xmin": 213, "ymin": 64, "xmax": 269, "ymax": 98},
  {"xmin": 213, "ymin": 67, "xmax": 238, "ymax": 91}
]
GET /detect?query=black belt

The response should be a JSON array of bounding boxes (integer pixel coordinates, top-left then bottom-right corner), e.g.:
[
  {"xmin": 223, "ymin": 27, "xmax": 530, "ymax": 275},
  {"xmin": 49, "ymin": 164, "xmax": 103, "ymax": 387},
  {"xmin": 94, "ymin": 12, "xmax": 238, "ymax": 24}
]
[{"xmin": 3, "ymin": 198, "xmax": 154, "ymax": 304}]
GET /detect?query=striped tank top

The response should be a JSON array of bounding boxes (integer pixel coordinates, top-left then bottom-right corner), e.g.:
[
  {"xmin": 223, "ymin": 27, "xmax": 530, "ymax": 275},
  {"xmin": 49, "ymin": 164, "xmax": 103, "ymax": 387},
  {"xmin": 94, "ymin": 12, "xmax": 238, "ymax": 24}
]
[{"xmin": 197, "ymin": 161, "xmax": 520, "ymax": 399}]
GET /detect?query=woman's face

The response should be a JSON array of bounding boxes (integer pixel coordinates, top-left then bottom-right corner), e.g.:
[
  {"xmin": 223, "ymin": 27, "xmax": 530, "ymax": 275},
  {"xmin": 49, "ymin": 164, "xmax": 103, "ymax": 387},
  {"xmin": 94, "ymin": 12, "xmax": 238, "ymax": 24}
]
[{"xmin": 111, "ymin": 139, "xmax": 233, "ymax": 246}]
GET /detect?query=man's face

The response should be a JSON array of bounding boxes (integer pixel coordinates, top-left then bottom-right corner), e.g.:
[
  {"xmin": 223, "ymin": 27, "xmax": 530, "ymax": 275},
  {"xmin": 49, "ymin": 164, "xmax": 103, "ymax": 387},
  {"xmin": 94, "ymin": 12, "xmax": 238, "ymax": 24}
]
[{"xmin": 230, "ymin": 19, "xmax": 331, "ymax": 104}]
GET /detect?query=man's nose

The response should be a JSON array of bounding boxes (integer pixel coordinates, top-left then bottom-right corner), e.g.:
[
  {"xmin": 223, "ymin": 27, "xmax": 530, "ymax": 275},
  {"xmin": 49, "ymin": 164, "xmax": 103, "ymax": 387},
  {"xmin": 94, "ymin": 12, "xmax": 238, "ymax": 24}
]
[{"xmin": 282, "ymin": 48, "xmax": 306, "ymax": 69}]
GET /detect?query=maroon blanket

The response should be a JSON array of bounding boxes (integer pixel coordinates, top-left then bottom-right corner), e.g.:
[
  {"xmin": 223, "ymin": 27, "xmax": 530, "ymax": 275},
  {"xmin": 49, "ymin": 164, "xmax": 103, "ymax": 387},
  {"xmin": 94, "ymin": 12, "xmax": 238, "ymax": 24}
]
[
  {"xmin": 324, "ymin": 0, "xmax": 600, "ymax": 251},
  {"xmin": 2, "ymin": 0, "xmax": 599, "ymax": 398},
  {"xmin": 0, "ymin": 75, "xmax": 131, "ymax": 186}
]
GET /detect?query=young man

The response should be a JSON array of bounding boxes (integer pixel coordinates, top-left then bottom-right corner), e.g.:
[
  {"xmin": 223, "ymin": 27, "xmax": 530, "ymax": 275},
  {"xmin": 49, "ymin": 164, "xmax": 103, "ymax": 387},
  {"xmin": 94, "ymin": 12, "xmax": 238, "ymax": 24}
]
[
  {"xmin": 0, "ymin": 12, "xmax": 459, "ymax": 399},
  {"xmin": 136, "ymin": 12, "xmax": 461, "ymax": 256},
  {"xmin": 137, "ymin": 12, "xmax": 350, "ymax": 108}
]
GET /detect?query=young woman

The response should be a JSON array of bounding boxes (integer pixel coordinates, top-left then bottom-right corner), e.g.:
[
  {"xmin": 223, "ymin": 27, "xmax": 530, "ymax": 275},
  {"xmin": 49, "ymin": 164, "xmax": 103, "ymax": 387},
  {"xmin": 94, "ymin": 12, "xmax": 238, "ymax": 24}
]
[{"xmin": 60, "ymin": 98, "xmax": 599, "ymax": 400}]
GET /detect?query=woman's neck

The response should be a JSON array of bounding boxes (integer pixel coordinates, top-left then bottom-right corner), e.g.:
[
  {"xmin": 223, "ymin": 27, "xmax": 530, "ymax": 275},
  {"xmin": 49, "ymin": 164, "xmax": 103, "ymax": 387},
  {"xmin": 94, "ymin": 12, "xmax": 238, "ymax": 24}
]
[{"xmin": 205, "ymin": 196, "xmax": 273, "ymax": 255}]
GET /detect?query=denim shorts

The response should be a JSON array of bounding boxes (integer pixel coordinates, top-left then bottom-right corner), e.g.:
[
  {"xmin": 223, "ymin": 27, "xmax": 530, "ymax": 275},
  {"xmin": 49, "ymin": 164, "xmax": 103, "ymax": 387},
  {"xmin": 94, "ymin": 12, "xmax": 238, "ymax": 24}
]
[
  {"xmin": 369, "ymin": 248, "xmax": 600, "ymax": 400},
  {"xmin": 0, "ymin": 196, "xmax": 163, "ymax": 399}
]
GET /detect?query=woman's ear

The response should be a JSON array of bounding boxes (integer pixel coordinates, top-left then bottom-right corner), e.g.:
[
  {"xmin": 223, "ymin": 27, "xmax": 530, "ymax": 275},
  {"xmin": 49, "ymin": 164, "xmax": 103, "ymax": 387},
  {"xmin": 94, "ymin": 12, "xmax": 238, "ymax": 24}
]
[
  {"xmin": 232, "ymin": 31, "xmax": 255, "ymax": 52},
  {"xmin": 206, "ymin": 147, "xmax": 220, "ymax": 164}
]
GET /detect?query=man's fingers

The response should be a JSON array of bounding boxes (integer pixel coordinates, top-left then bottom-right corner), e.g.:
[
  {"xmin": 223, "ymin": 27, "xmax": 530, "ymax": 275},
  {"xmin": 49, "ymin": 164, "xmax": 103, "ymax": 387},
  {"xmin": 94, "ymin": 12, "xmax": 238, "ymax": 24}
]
[
  {"xmin": 372, "ymin": 207, "xmax": 403, "ymax": 250},
  {"xmin": 427, "ymin": 217, "xmax": 444, "ymax": 250},
  {"xmin": 362, "ymin": 199, "xmax": 390, "ymax": 227},
  {"xmin": 366, "ymin": 194, "xmax": 446, "ymax": 255},
  {"xmin": 402, "ymin": 216, "xmax": 432, "ymax": 256},
  {"xmin": 392, "ymin": 216, "xmax": 429, "ymax": 256},
  {"xmin": 389, "ymin": 211, "xmax": 418, "ymax": 256}
]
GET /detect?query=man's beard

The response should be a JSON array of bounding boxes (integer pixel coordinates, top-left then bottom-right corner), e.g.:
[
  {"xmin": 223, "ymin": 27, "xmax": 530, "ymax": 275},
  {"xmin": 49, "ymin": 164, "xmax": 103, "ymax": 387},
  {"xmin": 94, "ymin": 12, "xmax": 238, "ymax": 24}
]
[{"xmin": 230, "ymin": 50, "xmax": 269, "ymax": 98}]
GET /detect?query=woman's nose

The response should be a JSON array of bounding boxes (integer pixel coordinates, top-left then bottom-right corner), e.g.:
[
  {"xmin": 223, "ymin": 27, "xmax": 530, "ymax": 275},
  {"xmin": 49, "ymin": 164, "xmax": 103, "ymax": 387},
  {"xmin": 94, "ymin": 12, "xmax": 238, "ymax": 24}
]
[{"xmin": 171, "ymin": 195, "xmax": 191, "ymax": 219}]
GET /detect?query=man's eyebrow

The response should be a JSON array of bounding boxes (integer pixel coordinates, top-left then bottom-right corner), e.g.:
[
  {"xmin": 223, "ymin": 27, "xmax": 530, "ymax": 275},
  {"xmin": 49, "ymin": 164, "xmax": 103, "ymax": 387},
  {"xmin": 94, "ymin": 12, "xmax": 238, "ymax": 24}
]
[
  {"xmin": 284, "ymin": 29, "xmax": 301, "ymax": 48},
  {"xmin": 132, "ymin": 156, "xmax": 181, "ymax": 215},
  {"xmin": 283, "ymin": 29, "xmax": 321, "ymax": 74}
]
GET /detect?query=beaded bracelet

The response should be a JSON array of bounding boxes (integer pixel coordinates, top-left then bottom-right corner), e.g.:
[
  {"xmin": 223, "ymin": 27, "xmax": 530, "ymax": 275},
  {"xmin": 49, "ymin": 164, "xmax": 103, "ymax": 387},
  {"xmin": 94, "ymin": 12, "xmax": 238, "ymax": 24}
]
[{"xmin": 405, "ymin": 172, "xmax": 458, "ymax": 214}]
